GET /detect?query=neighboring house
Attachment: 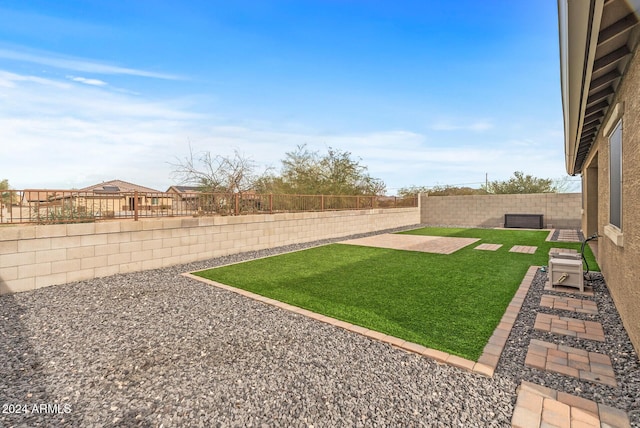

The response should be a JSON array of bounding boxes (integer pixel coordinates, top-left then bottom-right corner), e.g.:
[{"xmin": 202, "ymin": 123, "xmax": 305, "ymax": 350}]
[
  {"xmin": 77, "ymin": 179, "xmax": 170, "ymax": 213},
  {"xmin": 22, "ymin": 190, "xmax": 60, "ymax": 204},
  {"xmin": 22, "ymin": 180, "xmax": 169, "ymax": 218},
  {"xmin": 558, "ymin": 0, "xmax": 639, "ymax": 352},
  {"xmin": 166, "ymin": 185, "xmax": 202, "ymax": 194},
  {"xmin": 166, "ymin": 185, "xmax": 202, "ymax": 211}
]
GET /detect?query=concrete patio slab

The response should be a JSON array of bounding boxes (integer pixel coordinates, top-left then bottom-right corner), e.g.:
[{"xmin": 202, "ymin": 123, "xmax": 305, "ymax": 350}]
[{"xmin": 339, "ymin": 233, "xmax": 480, "ymax": 255}]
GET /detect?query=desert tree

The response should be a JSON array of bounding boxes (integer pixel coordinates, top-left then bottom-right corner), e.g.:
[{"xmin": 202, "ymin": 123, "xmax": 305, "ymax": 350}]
[
  {"xmin": 397, "ymin": 185, "xmax": 487, "ymax": 197},
  {"xmin": 482, "ymin": 171, "xmax": 557, "ymax": 194},
  {"xmin": 259, "ymin": 144, "xmax": 386, "ymax": 195},
  {"xmin": 552, "ymin": 176, "xmax": 580, "ymax": 193},
  {"xmin": 170, "ymin": 146, "xmax": 260, "ymax": 194},
  {"xmin": 0, "ymin": 179, "xmax": 17, "ymax": 206}
]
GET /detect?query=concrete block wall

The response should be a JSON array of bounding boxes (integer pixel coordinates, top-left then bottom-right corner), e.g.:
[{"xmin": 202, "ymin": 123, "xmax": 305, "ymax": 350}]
[
  {"xmin": 420, "ymin": 193, "xmax": 581, "ymax": 229},
  {"xmin": 0, "ymin": 207, "xmax": 420, "ymax": 294}
]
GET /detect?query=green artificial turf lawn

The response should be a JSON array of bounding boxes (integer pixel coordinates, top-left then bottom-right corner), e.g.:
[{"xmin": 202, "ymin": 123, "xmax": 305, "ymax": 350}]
[{"xmin": 193, "ymin": 227, "xmax": 599, "ymax": 361}]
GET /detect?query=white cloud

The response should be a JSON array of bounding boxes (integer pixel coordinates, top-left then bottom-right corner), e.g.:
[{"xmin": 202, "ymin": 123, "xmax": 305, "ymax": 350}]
[
  {"xmin": 0, "ymin": 70, "xmax": 70, "ymax": 89},
  {"xmin": 0, "ymin": 47, "xmax": 180, "ymax": 80},
  {"xmin": 1, "ymin": 68, "xmax": 568, "ymax": 194},
  {"xmin": 67, "ymin": 75, "xmax": 107, "ymax": 86},
  {"xmin": 1, "ymin": 70, "xmax": 200, "ymax": 190}
]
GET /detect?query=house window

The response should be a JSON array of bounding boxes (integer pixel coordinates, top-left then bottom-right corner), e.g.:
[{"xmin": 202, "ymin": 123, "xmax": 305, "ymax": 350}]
[
  {"xmin": 609, "ymin": 120, "xmax": 622, "ymax": 229},
  {"xmin": 151, "ymin": 197, "xmax": 159, "ymax": 205}
]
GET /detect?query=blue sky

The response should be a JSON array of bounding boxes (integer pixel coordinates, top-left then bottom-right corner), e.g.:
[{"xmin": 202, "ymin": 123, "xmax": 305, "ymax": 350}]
[{"xmin": 0, "ymin": 0, "xmax": 579, "ymax": 193}]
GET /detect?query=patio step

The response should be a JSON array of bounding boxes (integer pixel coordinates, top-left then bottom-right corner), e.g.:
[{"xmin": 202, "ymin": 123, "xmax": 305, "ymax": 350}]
[{"xmin": 511, "ymin": 381, "xmax": 630, "ymax": 428}]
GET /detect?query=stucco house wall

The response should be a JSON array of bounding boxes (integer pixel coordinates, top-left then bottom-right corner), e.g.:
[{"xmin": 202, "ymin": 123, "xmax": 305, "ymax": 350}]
[{"xmin": 581, "ymin": 43, "xmax": 640, "ymax": 352}]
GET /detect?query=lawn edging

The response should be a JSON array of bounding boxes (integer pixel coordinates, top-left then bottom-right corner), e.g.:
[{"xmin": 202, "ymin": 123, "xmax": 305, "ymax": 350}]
[{"xmin": 183, "ymin": 265, "xmax": 539, "ymax": 378}]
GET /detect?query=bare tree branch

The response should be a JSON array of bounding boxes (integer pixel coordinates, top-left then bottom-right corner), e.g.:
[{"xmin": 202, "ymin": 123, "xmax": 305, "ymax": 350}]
[{"xmin": 169, "ymin": 144, "xmax": 259, "ymax": 193}]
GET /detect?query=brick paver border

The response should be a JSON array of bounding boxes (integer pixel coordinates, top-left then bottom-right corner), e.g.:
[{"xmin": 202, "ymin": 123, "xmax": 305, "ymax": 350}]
[
  {"xmin": 525, "ymin": 339, "xmax": 617, "ymax": 387},
  {"xmin": 512, "ymin": 381, "xmax": 631, "ymax": 428},
  {"xmin": 540, "ymin": 295, "xmax": 598, "ymax": 314},
  {"xmin": 184, "ymin": 265, "xmax": 540, "ymax": 378},
  {"xmin": 534, "ymin": 313, "xmax": 605, "ymax": 342}
]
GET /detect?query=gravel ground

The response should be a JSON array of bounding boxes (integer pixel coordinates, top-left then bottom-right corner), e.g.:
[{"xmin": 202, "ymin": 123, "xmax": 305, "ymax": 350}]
[{"xmin": 1, "ymin": 225, "xmax": 638, "ymax": 427}]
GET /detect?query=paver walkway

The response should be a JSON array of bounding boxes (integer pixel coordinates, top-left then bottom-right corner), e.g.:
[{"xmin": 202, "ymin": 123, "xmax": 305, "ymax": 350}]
[
  {"xmin": 512, "ymin": 381, "xmax": 630, "ymax": 428},
  {"xmin": 534, "ymin": 313, "xmax": 605, "ymax": 341},
  {"xmin": 512, "ymin": 265, "xmax": 631, "ymax": 427}
]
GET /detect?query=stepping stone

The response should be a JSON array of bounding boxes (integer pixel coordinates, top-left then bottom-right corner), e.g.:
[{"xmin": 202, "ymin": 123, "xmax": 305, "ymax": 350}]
[
  {"xmin": 511, "ymin": 381, "xmax": 631, "ymax": 428},
  {"xmin": 509, "ymin": 245, "xmax": 537, "ymax": 254},
  {"xmin": 525, "ymin": 339, "xmax": 617, "ymax": 387},
  {"xmin": 540, "ymin": 294, "xmax": 598, "ymax": 314},
  {"xmin": 533, "ymin": 313, "xmax": 605, "ymax": 342},
  {"xmin": 474, "ymin": 243, "xmax": 502, "ymax": 251}
]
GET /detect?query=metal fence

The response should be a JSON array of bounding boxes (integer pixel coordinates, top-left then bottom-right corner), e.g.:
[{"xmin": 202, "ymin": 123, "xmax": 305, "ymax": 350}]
[{"xmin": 0, "ymin": 190, "xmax": 418, "ymax": 224}]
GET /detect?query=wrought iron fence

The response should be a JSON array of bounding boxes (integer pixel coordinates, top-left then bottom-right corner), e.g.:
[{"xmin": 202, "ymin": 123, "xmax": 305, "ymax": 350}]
[{"xmin": 0, "ymin": 189, "xmax": 418, "ymax": 224}]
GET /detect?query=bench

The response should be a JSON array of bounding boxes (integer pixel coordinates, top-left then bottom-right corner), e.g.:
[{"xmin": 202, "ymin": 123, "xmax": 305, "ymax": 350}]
[{"xmin": 504, "ymin": 213, "xmax": 544, "ymax": 229}]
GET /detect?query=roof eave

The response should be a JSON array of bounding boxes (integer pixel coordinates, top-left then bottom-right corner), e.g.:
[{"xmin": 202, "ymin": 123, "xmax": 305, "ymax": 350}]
[{"xmin": 558, "ymin": 0, "xmax": 604, "ymax": 175}]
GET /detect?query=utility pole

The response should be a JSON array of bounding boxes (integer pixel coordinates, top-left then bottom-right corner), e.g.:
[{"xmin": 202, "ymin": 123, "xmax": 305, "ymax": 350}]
[{"xmin": 485, "ymin": 173, "xmax": 488, "ymax": 189}]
